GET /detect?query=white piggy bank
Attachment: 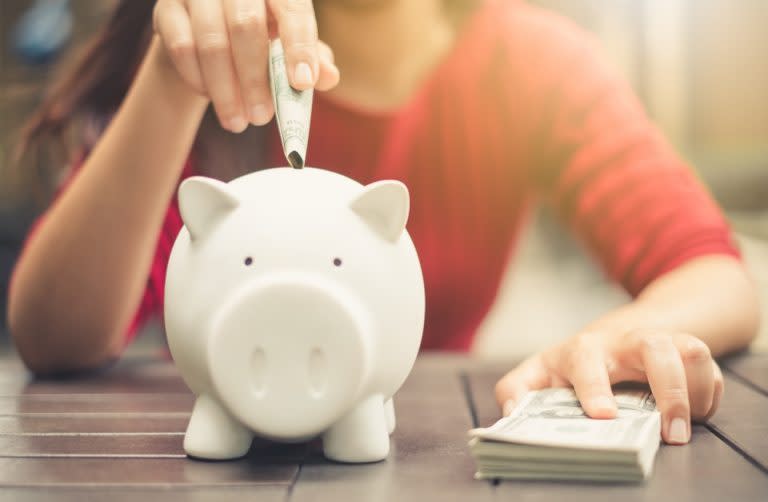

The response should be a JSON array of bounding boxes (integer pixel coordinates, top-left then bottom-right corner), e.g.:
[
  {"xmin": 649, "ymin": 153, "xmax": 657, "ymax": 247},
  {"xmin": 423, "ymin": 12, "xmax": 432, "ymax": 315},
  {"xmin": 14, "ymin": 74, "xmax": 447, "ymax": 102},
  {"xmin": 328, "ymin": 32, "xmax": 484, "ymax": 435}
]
[{"xmin": 164, "ymin": 167, "xmax": 425, "ymax": 463}]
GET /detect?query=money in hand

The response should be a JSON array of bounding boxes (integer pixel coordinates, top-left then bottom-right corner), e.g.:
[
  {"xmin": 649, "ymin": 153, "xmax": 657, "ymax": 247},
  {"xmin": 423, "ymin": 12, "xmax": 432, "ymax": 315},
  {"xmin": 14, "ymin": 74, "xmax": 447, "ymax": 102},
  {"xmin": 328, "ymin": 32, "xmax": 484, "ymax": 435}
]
[
  {"xmin": 269, "ymin": 39, "xmax": 313, "ymax": 169},
  {"xmin": 468, "ymin": 387, "xmax": 661, "ymax": 482}
]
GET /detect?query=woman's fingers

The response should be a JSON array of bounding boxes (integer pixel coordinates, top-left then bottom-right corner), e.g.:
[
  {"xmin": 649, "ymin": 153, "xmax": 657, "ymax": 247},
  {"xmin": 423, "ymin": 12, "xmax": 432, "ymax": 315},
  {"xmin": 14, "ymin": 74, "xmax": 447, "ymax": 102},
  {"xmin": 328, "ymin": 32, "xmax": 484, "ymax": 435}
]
[
  {"xmin": 495, "ymin": 354, "xmax": 553, "ymax": 416},
  {"xmin": 705, "ymin": 362, "xmax": 725, "ymax": 421},
  {"xmin": 564, "ymin": 334, "xmax": 617, "ymax": 419},
  {"xmin": 153, "ymin": 0, "xmax": 205, "ymax": 93},
  {"xmin": 496, "ymin": 330, "xmax": 720, "ymax": 446},
  {"xmin": 672, "ymin": 334, "xmax": 715, "ymax": 421},
  {"xmin": 315, "ymin": 41, "xmax": 340, "ymax": 91},
  {"xmin": 188, "ymin": 0, "xmax": 247, "ymax": 132},
  {"xmin": 155, "ymin": 0, "xmax": 329, "ymax": 130},
  {"xmin": 624, "ymin": 332, "xmax": 691, "ymax": 444},
  {"xmin": 223, "ymin": 0, "xmax": 273, "ymax": 125},
  {"xmin": 268, "ymin": 0, "xmax": 319, "ymax": 89}
]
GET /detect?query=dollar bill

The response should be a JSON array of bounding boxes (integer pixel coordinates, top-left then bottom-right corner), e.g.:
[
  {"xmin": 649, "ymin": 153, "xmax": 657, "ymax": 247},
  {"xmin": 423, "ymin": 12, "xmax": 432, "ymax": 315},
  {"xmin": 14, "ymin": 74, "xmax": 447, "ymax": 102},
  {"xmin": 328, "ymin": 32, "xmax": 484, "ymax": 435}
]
[
  {"xmin": 468, "ymin": 387, "xmax": 661, "ymax": 482},
  {"xmin": 269, "ymin": 39, "xmax": 313, "ymax": 169}
]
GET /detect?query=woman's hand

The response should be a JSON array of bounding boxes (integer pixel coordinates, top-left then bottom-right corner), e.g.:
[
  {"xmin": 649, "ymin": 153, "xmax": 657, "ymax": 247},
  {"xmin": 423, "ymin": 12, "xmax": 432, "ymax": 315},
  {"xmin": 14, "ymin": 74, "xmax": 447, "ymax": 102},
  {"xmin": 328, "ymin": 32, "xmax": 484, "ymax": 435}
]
[
  {"xmin": 494, "ymin": 329, "xmax": 724, "ymax": 445},
  {"xmin": 153, "ymin": 0, "xmax": 340, "ymax": 132}
]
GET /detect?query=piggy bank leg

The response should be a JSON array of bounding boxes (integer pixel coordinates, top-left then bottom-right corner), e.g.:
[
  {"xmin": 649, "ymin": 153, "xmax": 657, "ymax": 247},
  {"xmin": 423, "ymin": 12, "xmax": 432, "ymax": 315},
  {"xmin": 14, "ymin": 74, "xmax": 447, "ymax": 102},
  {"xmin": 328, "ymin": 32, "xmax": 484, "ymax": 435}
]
[
  {"xmin": 184, "ymin": 394, "xmax": 253, "ymax": 460},
  {"xmin": 384, "ymin": 398, "xmax": 396, "ymax": 434},
  {"xmin": 323, "ymin": 393, "xmax": 390, "ymax": 463}
]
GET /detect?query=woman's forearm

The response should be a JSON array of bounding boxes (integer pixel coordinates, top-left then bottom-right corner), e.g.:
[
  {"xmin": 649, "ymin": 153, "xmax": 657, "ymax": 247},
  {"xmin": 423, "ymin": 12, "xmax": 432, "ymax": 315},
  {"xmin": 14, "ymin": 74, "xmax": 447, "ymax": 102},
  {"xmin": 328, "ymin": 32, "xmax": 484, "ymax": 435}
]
[
  {"xmin": 496, "ymin": 254, "xmax": 759, "ymax": 445},
  {"xmin": 586, "ymin": 255, "xmax": 760, "ymax": 357},
  {"xmin": 8, "ymin": 38, "xmax": 208, "ymax": 374}
]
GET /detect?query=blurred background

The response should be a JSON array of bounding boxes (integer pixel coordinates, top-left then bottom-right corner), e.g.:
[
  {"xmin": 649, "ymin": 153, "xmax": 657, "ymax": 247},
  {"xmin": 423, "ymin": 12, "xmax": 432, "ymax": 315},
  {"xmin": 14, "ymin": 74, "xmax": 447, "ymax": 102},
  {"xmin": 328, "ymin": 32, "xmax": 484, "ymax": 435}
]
[{"xmin": 0, "ymin": 0, "xmax": 766, "ymax": 356}]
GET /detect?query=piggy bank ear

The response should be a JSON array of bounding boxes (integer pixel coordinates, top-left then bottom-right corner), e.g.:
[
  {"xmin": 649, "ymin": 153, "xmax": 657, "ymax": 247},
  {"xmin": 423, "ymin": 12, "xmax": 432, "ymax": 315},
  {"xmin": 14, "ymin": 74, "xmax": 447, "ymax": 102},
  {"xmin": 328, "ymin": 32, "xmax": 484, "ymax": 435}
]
[
  {"xmin": 350, "ymin": 180, "xmax": 410, "ymax": 242},
  {"xmin": 178, "ymin": 176, "xmax": 240, "ymax": 241}
]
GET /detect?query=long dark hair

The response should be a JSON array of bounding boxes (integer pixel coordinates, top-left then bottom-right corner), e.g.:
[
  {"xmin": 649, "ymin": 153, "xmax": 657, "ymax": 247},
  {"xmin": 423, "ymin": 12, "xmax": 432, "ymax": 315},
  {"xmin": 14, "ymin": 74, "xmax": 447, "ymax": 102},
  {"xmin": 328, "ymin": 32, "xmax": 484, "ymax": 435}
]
[
  {"xmin": 7, "ymin": 0, "xmax": 479, "ymax": 204},
  {"xmin": 7, "ymin": 0, "xmax": 155, "ymax": 203}
]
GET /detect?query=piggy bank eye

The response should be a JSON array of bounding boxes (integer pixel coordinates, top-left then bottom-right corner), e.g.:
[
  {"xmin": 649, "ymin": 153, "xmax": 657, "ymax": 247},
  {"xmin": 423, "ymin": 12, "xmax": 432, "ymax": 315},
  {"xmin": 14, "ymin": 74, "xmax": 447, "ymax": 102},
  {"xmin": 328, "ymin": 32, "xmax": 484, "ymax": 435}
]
[
  {"xmin": 244, "ymin": 257, "xmax": 253, "ymax": 266},
  {"xmin": 333, "ymin": 257, "xmax": 342, "ymax": 267}
]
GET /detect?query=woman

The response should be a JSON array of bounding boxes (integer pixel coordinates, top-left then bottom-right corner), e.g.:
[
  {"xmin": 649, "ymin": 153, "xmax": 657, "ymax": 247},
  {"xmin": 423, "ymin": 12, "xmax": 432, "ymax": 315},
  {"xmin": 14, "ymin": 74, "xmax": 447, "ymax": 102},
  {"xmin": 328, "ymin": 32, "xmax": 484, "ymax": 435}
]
[{"xmin": 7, "ymin": 0, "xmax": 759, "ymax": 446}]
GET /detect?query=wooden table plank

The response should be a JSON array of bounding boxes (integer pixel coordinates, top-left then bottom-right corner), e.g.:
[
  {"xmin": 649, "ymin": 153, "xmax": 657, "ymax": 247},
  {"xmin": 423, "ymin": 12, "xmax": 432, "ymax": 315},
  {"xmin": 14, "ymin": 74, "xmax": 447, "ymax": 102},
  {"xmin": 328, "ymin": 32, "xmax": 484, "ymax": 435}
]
[
  {"xmin": 0, "ymin": 373, "xmax": 190, "ymax": 396},
  {"xmin": 289, "ymin": 355, "xmax": 497, "ymax": 501},
  {"xmin": 0, "ymin": 415, "xmax": 190, "ymax": 434},
  {"xmin": 466, "ymin": 369, "xmax": 768, "ymax": 501},
  {"xmin": 0, "ymin": 358, "xmax": 190, "ymax": 396},
  {"xmin": 0, "ymin": 434, "xmax": 308, "ymax": 458},
  {"xmin": 0, "ymin": 457, "xmax": 298, "ymax": 486},
  {"xmin": 0, "ymin": 394, "xmax": 194, "ymax": 414},
  {"xmin": 1, "ymin": 353, "xmax": 767, "ymax": 499},
  {"xmin": 722, "ymin": 353, "xmax": 768, "ymax": 395},
  {"xmin": 0, "ymin": 377, "xmax": 191, "ymax": 396},
  {"xmin": 707, "ymin": 373, "xmax": 768, "ymax": 471},
  {"xmin": 0, "ymin": 355, "xmax": 304, "ymax": 489},
  {"xmin": 0, "ymin": 434, "xmax": 186, "ymax": 457},
  {"xmin": 0, "ymin": 487, "xmax": 288, "ymax": 502}
]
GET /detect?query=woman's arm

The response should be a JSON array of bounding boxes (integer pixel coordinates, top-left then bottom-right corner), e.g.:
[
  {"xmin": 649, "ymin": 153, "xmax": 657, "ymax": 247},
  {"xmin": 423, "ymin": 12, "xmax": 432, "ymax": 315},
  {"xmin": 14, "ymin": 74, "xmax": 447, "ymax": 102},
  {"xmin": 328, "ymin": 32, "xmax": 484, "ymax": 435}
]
[
  {"xmin": 8, "ymin": 40, "xmax": 208, "ymax": 374},
  {"xmin": 600, "ymin": 255, "xmax": 759, "ymax": 356},
  {"xmin": 495, "ymin": 255, "xmax": 759, "ymax": 445},
  {"xmin": 494, "ymin": 12, "xmax": 759, "ymax": 445},
  {"xmin": 9, "ymin": 0, "xmax": 338, "ymax": 375}
]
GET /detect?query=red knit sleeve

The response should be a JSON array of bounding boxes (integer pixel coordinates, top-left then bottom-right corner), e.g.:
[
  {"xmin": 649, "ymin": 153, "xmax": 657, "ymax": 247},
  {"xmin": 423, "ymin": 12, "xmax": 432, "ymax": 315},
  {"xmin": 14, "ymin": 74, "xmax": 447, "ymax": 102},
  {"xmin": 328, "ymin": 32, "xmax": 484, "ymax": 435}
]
[{"xmin": 523, "ymin": 13, "xmax": 740, "ymax": 296}]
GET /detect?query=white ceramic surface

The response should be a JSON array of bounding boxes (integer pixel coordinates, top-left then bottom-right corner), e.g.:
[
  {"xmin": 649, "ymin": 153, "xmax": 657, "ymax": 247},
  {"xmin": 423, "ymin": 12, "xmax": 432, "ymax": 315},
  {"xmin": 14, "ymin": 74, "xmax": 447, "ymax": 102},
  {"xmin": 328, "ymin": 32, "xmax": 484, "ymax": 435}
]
[{"xmin": 164, "ymin": 167, "xmax": 425, "ymax": 463}]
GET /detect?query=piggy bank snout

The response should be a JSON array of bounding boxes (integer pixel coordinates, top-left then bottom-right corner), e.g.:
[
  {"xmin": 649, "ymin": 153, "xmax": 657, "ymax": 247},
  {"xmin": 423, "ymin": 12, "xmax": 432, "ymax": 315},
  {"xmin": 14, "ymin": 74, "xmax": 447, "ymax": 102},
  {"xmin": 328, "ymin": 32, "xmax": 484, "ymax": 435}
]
[{"xmin": 207, "ymin": 275, "xmax": 371, "ymax": 440}]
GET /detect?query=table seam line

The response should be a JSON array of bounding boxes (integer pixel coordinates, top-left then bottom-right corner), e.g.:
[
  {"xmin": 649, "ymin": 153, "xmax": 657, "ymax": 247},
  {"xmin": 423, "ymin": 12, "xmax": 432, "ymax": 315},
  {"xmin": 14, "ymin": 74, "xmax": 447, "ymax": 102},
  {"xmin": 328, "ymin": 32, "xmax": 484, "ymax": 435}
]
[
  {"xmin": 285, "ymin": 461, "xmax": 303, "ymax": 501},
  {"xmin": 705, "ymin": 422, "xmax": 768, "ymax": 476},
  {"xmin": 459, "ymin": 372, "xmax": 479, "ymax": 429},
  {"xmin": 460, "ymin": 372, "xmax": 505, "ymax": 488},
  {"xmin": 0, "ymin": 481, "xmax": 295, "ymax": 488},
  {"xmin": 723, "ymin": 367, "xmax": 768, "ymax": 398},
  {"xmin": 0, "ymin": 432, "xmax": 185, "ymax": 436}
]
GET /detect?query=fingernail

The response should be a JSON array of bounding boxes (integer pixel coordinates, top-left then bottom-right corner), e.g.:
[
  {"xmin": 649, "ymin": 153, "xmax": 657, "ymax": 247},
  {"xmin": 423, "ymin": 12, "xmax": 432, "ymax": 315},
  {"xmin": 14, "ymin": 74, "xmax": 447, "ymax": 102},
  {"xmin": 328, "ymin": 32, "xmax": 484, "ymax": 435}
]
[
  {"xmin": 294, "ymin": 62, "xmax": 314, "ymax": 88},
  {"xmin": 250, "ymin": 105, "xmax": 271, "ymax": 125},
  {"xmin": 502, "ymin": 399, "xmax": 516, "ymax": 417},
  {"xmin": 589, "ymin": 396, "xmax": 616, "ymax": 413},
  {"xmin": 228, "ymin": 115, "xmax": 247, "ymax": 133},
  {"xmin": 668, "ymin": 417, "xmax": 689, "ymax": 444}
]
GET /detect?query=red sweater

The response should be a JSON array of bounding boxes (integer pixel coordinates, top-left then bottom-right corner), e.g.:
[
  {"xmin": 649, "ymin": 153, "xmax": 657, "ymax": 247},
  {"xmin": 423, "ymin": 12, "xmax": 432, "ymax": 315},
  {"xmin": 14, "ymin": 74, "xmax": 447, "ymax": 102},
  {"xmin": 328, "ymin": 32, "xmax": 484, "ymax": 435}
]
[{"xmin": 27, "ymin": 0, "xmax": 740, "ymax": 351}]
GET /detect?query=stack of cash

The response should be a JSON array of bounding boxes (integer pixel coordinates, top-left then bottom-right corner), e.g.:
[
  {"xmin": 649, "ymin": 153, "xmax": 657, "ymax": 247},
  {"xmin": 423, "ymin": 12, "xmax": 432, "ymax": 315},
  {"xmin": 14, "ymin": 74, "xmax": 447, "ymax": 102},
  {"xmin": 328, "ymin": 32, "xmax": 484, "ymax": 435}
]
[{"xmin": 468, "ymin": 388, "xmax": 661, "ymax": 482}]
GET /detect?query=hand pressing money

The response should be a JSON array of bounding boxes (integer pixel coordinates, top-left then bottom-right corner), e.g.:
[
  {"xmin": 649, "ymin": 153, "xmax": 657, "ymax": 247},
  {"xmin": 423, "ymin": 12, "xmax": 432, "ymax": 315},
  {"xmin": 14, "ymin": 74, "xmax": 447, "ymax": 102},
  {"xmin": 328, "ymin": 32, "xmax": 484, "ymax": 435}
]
[
  {"xmin": 269, "ymin": 39, "xmax": 313, "ymax": 169},
  {"xmin": 469, "ymin": 387, "xmax": 661, "ymax": 482}
]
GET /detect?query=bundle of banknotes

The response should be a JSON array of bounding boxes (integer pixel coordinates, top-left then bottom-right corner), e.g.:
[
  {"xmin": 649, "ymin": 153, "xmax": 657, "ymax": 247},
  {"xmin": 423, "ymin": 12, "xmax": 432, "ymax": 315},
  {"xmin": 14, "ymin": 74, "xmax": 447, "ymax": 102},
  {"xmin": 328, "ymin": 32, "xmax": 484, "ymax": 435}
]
[{"xmin": 468, "ymin": 387, "xmax": 661, "ymax": 482}]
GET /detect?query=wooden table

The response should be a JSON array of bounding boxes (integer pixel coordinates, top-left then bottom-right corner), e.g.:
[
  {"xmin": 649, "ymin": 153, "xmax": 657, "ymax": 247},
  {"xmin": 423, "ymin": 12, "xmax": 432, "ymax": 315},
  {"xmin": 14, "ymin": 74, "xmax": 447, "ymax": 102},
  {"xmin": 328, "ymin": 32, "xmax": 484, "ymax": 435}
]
[{"xmin": 0, "ymin": 352, "xmax": 766, "ymax": 501}]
